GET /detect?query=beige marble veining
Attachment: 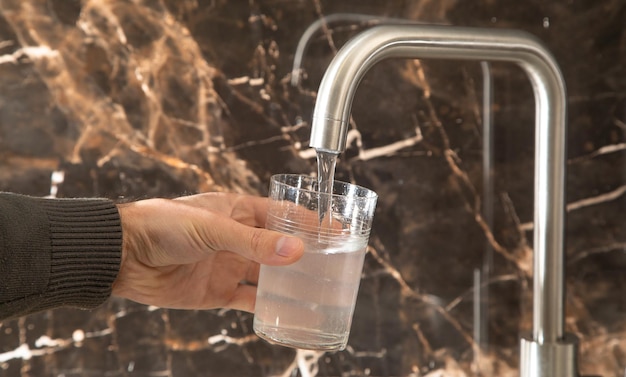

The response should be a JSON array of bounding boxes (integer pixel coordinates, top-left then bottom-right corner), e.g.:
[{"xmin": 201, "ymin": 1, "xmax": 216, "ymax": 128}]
[{"xmin": 1, "ymin": 0, "xmax": 625, "ymax": 376}]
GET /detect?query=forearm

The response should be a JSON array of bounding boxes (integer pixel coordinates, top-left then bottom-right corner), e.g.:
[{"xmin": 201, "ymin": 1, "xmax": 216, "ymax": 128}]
[{"xmin": 0, "ymin": 193, "xmax": 123, "ymax": 321}]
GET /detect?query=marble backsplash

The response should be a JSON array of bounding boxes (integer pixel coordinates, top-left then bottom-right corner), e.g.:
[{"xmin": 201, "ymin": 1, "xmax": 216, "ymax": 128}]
[{"xmin": 0, "ymin": 0, "xmax": 625, "ymax": 376}]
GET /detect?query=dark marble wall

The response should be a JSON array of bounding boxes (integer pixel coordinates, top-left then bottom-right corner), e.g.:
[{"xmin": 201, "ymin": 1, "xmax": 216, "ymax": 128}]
[{"xmin": 1, "ymin": 0, "xmax": 625, "ymax": 376}]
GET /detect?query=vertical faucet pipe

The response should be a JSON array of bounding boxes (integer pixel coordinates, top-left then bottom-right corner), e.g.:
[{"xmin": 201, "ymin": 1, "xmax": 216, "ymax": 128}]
[{"xmin": 309, "ymin": 25, "xmax": 572, "ymax": 370}]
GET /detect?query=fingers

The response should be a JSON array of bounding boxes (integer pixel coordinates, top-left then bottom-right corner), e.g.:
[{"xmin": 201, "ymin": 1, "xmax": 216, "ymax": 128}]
[
  {"xmin": 226, "ymin": 284, "xmax": 257, "ymax": 313},
  {"xmin": 229, "ymin": 195, "xmax": 271, "ymax": 228},
  {"xmin": 176, "ymin": 193, "xmax": 270, "ymax": 228},
  {"xmin": 245, "ymin": 262, "xmax": 260, "ymax": 285},
  {"xmin": 171, "ymin": 193, "xmax": 303, "ymax": 265}
]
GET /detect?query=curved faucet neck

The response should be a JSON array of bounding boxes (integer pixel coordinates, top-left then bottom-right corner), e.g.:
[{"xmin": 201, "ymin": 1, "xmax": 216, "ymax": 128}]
[{"xmin": 309, "ymin": 24, "xmax": 567, "ymax": 344}]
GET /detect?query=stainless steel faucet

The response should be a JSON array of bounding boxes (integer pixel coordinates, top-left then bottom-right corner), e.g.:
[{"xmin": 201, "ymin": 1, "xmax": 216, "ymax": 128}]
[
  {"xmin": 289, "ymin": 13, "xmax": 436, "ymax": 87},
  {"xmin": 309, "ymin": 24, "xmax": 580, "ymax": 376}
]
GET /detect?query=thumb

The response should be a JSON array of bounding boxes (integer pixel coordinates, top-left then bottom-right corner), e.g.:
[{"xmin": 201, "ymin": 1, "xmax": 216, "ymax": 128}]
[{"xmin": 208, "ymin": 218, "xmax": 304, "ymax": 265}]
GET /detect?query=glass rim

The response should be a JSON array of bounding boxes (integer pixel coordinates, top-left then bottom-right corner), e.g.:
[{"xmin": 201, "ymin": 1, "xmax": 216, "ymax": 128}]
[{"xmin": 270, "ymin": 173, "xmax": 378, "ymax": 201}]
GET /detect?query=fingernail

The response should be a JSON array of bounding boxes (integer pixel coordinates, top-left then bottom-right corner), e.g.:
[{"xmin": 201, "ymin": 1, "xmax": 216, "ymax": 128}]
[{"xmin": 275, "ymin": 237, "xmax": 302, "ymax": 257}]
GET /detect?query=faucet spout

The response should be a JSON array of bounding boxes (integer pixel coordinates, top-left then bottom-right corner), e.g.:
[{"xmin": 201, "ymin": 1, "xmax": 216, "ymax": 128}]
[{"xmin": 309, "ymin": 25, "xmax": 579, "ymax": 376}]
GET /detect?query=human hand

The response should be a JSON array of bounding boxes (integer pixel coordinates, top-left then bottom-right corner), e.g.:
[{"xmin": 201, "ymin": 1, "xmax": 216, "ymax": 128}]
[{"xmin": 111, "ymin": 192, "xmax": 304, "ymax": 312}]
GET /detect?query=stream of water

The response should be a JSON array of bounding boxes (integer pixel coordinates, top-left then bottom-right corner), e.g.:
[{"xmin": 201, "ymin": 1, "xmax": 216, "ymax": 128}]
[{"xmin": 316, "ymin": 150, "xmax": 338, "ymax": 232}]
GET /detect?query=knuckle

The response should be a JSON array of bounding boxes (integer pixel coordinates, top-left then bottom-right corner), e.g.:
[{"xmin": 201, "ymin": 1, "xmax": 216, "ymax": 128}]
[{"xmin": 249, "ymin": 229, "xmax": 264, "ymax": 255}]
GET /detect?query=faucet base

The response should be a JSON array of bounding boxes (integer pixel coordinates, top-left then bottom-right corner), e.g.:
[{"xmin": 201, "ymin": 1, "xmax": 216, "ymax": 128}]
[{"xmin": 520, "ymin": 333, "xmax": 579, "ymax": 377}]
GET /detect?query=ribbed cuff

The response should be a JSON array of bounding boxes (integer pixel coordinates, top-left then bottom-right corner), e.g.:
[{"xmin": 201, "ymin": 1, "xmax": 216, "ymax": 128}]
[{"xmin": 35, "ymin": 198, "xmax": 122, "ymax": 310}]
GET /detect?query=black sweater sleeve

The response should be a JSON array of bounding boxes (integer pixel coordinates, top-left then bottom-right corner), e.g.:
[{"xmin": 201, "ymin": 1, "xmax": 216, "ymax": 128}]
[{"xmin": 0, "ymin": 193, "xmax": 122, "ymax": 321}]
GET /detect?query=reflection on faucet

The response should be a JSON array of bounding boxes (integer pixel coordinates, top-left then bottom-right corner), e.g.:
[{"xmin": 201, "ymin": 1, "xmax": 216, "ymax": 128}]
[
  {"xmin": 290, "ymin": 14, "xmax": 443, "ymax": 87},
  {"xmin": 308, "ymin": 25, "xmax": 580, "ymax": 377}
]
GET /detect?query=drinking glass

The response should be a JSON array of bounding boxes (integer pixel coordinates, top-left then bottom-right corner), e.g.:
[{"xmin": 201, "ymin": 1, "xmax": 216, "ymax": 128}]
[{"xmin": 253, "ymin": 174, "xmax": 377, "ymax": 350}]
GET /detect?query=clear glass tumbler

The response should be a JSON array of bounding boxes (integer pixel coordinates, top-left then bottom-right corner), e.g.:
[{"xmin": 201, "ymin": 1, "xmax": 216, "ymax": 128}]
[{"xmin": 253, "ymin": 174, "xmax": 377, "ymax": 350}]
